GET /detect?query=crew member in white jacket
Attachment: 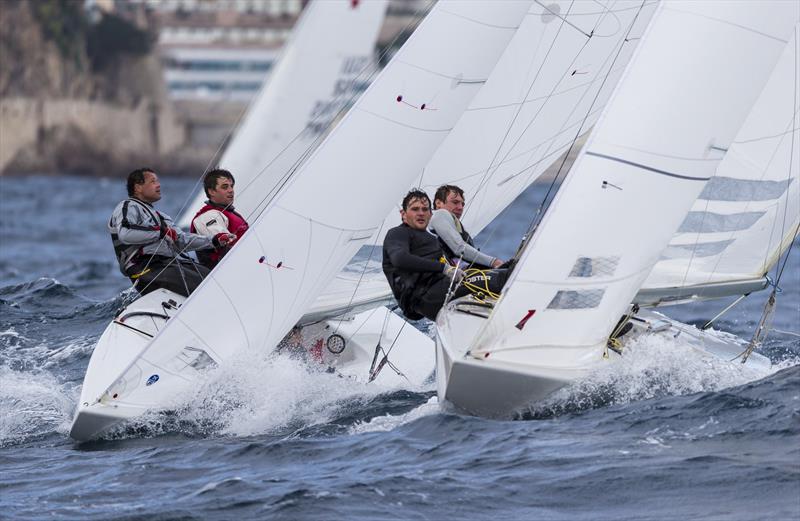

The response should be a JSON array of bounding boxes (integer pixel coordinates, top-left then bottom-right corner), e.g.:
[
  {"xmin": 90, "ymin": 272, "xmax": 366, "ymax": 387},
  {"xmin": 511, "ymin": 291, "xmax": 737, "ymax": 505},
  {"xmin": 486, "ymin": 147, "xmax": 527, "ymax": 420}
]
[{"xmin": 428, "ymin": 184, "xmax": 504, "ymax": 269}]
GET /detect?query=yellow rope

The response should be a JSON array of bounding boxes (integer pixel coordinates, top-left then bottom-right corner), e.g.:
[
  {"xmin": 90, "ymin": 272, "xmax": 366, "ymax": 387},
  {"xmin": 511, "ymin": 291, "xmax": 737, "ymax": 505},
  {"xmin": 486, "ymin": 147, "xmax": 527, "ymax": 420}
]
[{"xmin": 460, "ymin": 268, "xmax": 501, "ymax": 303}]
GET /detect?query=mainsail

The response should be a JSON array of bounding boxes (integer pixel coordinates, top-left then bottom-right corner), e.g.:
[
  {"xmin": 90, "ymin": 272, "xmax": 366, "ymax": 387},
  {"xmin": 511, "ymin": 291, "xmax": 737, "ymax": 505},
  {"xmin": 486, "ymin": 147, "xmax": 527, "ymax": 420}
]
[
  {"xmin": 637, "ymin": 24, "xmax": 800, "ymax": 306},
  {"xmin": 99, "ymin": 1, "xmax": 534, "ymax": 407},
  {"xmin": 467, "ymin": 1, "xmax": 799, "ymax": 360},
  {"xmin": 327, "ymin": 0, "xmax": 658, "ymax": 305},
  {"xmin": 177, "ymin": 0, "xmax": 388, "ymax": 228},
  {"xmin": 397, "ymin": 0, "xmax": 659, "ymax": 242}
]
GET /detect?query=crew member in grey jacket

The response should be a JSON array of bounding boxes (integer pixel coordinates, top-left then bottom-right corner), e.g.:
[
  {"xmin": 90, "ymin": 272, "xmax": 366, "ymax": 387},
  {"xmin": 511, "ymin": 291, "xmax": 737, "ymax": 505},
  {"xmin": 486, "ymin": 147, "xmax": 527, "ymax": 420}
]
[
  {"xmin": 109, "ymin": 168, "xmax": 234, "ymax": 296},
  {"xmin": 428, "ymin": 185, "xmax": 504, "ymax": 269}
]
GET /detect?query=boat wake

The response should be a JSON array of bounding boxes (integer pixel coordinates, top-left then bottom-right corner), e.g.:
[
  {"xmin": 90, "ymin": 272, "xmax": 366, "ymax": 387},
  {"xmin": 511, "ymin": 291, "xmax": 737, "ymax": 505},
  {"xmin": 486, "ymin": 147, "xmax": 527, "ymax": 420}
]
[
  {"xmin": 1, "ymin": 277, "xmax": 796, "ymax": 448},
  {"xmin": 0, "ymin": 365, "xmax": 77, "ymax": 448},
  {"xmin": 525, "ymin": 330, "xmax": 798, "ymax": 419},
  {"xmin": 93, "ymin": 344, "xmax": 434, "ymax": 441}
]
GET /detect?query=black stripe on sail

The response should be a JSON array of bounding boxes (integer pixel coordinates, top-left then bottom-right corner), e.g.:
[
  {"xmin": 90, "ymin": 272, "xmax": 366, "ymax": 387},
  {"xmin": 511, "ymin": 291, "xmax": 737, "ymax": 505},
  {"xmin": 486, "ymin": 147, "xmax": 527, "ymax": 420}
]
[{"xmin": 586, "ymin": 151, "xmax": 711, "ymax": 181}]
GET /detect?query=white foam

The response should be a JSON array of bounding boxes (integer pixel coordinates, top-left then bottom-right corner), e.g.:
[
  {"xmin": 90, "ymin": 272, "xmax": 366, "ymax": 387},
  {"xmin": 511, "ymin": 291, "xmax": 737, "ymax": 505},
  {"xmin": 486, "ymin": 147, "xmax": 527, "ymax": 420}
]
[
  {"xmin": 0, "ymin": 366, "xmax": 77, "ymax": 447},
  {"xmin": 534, "ymin": 332, "xmax": 782, "ymax": 413},
  {"xmin": 349, "ymin": 396, "xmax": 439, "ymax": 435},
  {"xmin": 135, "ymin": 348, "xmax": 418, "ymax": 439}
]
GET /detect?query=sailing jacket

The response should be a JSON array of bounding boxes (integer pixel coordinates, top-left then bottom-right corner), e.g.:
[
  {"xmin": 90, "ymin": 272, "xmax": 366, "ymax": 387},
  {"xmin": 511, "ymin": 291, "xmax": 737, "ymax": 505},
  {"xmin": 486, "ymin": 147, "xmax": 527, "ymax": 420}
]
[
  {"xmin": 190, "ymin": 201, "xmax": 249, "ymax": 268},
  {"xmin": 382, "ymin": 223, "xmax": 447, "ymax": 318},
  {"xmin": 428, "ymin": 209, "xmax": 496, "ymax": 268},
  {"xmin": 108, "ymin": 198, "xmax": 214, "ymax": 276}
]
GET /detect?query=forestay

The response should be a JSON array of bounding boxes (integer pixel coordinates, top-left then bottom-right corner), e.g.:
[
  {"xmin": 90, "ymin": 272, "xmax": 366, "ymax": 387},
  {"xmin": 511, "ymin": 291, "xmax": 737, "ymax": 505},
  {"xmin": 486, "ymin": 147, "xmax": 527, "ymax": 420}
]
[
  {"xmin": 637, "ymin": 24, "xmax": 800, "ymax": 305},
  {"xmin": 177, "ymin": 0, "xmax": 388, "ymax": 228},
  {"xmin": 469, "ymin": 1, "xmax": 799, "ymax": 360},
  {"xmin": 101, "ymin": 1, "xmax": 534, "ymax": 405}
]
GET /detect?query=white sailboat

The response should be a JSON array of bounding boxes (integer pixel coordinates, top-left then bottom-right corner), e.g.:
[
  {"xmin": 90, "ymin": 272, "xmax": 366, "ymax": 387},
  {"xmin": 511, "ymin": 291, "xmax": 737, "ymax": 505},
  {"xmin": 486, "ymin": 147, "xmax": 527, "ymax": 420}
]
[
  {"xmin": 70, "ymin": 0, "xmax": 535, "ymax": 441},
  {"xmin": 436, "ymin": 1, "xmax": 799, "ymax": 417},
  {"xmin": 176, "ymin": 0, "xmax": 388, "ymax": 228},
  {"xmin": 176, "ymin": 0, "xmax": 398, "ymax": 320},
  {"xmin": 324, "ymin": 0, "xmax": 661, "ymax": 307}
]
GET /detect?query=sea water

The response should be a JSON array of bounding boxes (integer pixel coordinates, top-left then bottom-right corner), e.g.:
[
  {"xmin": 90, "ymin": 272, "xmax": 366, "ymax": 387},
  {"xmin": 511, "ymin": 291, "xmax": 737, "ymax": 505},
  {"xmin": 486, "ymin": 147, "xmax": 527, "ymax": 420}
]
[{"xmin": 0, "ymin": 175, "xmax": 798, "ymax": 520}]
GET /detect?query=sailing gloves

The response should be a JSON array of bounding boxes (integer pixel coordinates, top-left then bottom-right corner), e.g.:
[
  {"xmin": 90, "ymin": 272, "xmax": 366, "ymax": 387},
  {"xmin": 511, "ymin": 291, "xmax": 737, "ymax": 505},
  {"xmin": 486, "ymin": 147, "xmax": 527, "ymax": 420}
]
[
  {"xmin": 443, "ymin": 264, "xmax": 466, "ymax": 283},
  {"xmin": 212, "ymin": 232, "xmax": 236, "ymax": 249},
  {"xmin": 163, "ymin": 227, "xmax": 178, "ymax": 243}
]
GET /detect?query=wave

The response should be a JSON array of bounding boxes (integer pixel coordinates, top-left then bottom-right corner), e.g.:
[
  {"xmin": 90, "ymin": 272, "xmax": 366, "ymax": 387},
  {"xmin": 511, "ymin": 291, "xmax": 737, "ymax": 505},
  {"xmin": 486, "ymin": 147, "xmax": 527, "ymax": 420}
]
[
  {"xmin": 0, "ymin": 366, "xmax": 77, "ymax": 448},
  {"xmin": 524, "ymin": 331, "xmax": 798, "ymax": 419},
  {"xmin": 98, "ymin": 348, "xmax": 432, "ymax": 442}
]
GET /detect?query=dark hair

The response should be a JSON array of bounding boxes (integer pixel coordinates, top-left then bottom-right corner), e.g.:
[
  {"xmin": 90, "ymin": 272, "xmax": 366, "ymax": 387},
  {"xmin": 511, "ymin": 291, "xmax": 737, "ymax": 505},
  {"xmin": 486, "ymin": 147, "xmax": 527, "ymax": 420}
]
[
  {"xmin": 434, "ymin": 184, "xmax": 464, "ymax": 206},
  {"xmin": 127, "ymin": 167, "xmax": 155, "ymax": 196},
  {"xmin": 203, "ymin": 168, "xmax": 235, "ymax": 197},
  {"xmin": 401, "ymin": 189, "xmax": 431, "ymax": 211}
]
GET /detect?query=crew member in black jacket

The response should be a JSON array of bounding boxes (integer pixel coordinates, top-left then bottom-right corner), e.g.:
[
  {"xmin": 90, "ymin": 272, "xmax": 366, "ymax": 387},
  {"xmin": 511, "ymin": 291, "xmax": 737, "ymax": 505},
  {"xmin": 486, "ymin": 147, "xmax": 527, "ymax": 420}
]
[{"xmin": 382, "ymin": 189, "xmax": 466, "ymax": 320}]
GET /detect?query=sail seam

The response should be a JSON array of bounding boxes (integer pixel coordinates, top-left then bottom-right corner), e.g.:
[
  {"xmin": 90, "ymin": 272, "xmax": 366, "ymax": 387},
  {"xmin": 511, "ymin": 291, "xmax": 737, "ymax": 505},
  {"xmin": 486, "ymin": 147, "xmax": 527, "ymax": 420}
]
[
  {"xmin": 393, "ymin": 58, "xmax": 487, "ymax": 83},
  {"xmin": 274, "ymin": 204, "xmax": 379, "ymax": 233},
  {"xmin": 437, "ymin": 8, "xmax": 522, "ymax": 30},
  {"xmin": 355, "ymin": 107, "xmax": 453, "ymax": 133},
  {"xmin": 585, "ymin": 151, "xmax": 711, "ymax": 181},
  {"xmin": 663, "ymin": 6, "xmax": 790, "ymax": 44}
]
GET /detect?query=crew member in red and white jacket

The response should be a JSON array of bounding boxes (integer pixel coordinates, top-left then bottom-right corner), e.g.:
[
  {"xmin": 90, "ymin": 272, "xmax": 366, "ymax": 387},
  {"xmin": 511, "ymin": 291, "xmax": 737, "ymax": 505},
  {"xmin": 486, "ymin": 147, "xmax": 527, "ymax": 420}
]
[{"xmin": 190, "ymin": 169, "xmax": 250, "ymax": 269}]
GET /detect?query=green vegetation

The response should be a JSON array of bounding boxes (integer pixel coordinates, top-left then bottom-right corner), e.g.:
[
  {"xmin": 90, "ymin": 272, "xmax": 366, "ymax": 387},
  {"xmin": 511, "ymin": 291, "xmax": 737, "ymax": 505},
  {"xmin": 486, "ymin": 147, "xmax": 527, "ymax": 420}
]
[
  {"xmin": 31, "ymin": 0, "xmax": 154, "ymax": 72},
  {"xmin": 30, "ymin": 0, "xmax": 87, "ymax": 67},
  {"xmin": 87, "ymin": 13, "xmax": 153, "ymax": 71}
]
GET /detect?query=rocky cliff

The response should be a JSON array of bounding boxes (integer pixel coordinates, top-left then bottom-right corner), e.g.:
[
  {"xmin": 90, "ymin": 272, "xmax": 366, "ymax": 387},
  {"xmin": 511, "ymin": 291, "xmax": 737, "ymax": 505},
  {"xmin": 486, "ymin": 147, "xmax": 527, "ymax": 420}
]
[{"xmin": 0, "ymin": 0, "xmax": 188, "ymax": 176}]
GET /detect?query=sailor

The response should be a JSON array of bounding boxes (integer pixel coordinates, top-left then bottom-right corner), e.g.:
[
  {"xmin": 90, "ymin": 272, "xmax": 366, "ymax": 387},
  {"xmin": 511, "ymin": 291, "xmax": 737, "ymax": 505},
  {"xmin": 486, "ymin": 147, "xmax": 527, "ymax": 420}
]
[
  {"xmin": 382, "ymin": 189, "xmax": 469, "ymax": 321},
  {"xmin": 429, "ymin": 184, "xmax": 504, "ymax": 269},
  {"xmin": 190, "ymin": 169, "xmax": 250, "ymax": 269},
  {"xmin": 109, "ymin": 168, "xmax": 233, "ymax": 297}
]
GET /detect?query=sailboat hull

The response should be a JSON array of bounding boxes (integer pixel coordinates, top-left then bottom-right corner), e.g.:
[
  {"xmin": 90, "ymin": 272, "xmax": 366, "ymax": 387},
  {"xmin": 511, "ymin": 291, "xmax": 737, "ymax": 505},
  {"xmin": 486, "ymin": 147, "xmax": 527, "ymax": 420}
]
[
  {"xmin": 71, "ymin": 289, "xmax": 433, "ymax": 441},
  {"xmin": 436, "ymin": 301, "xmax": 771, "ymax": 418},
  {"xmin": 436, "ymin": 341, "xmax": 578, "ymax": 418}
]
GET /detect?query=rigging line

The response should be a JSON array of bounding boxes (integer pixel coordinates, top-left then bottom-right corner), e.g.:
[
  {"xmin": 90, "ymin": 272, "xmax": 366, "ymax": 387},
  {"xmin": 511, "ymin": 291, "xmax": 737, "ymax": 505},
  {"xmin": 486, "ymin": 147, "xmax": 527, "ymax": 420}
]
[
  {"xmin": 772, "ymin": 222, "xmax": 800, "ymax": 286},
  {"xmin": 467, "ymin": 60, "xmax": 629, "ymax": 112},
  {"xmin": 368, "ymin": 319, "xmax": 410, "ymax": 383},
  {"xmin": 212, "ymin": 0, "xmax": 437, "ymax": 228},
  {"xmin": 237, "ymin": 0, "xmax": 436, "ymax": 226},
  {"xmin": 534, "ymin": 0, "xmax": 593, "ymax": 38},
  {"xmin": 135, "ymin": 7, "xmax": 417, "ymax": 285},
  {"xmin": 772, "ymin": 36, "xmax": 799, "ymax": 287},
  {"xmin": 463, "ymin": 0, "xmax": 579, "ymax": 218},
  {"xmin": 772, "ymin": 328, "xmax": 800, "ymax": 338},
  {"xmin": 734, "ymin": 120, "xmax": 799, "ymax": 144},
  {"xmin": 133, "ymin": 234, "xmax": 209, "ymax": 297},
  {"xmin": 467, "ymin": 0, "xmax": 620, "ymax": 219},
  {"xmin": 173, "ymin": 101, "xmax": 253, "ymax": 224},
  {"xmin": 516, "ymin": 1, "xmax": 648, "ymax": 258},
  {"xmin": 331, "ymin": 219, "xmax": 387, "ymax": 337},
  {"xmin": 463, "ymin": 3, "xmax": 630, "ymax": 271}
]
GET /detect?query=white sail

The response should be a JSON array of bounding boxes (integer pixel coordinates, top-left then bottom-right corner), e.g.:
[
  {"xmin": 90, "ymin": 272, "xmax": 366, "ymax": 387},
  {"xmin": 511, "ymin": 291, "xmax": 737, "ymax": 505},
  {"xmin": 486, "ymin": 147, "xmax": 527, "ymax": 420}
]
[
  {"xmin": 177, "ymin": 0, "xmax": 388, "ymax": 228},
  {"xmin": 467, "ymin": 1, "xmax": 799, "ymax": 360},
  {"xmin": 637, "ymin": 24, "xmax": 800, "ymax": 306},
  {"xmin": 317, "ymin": 0, "xmax": 659, "ymax": 312},
  {"xmin": 394, "ymin": 0, "xmax": 660, "ymax": 239},
  {"xmin": 98, "ymin": 1, "xmax": 534, "ymax": 408}
]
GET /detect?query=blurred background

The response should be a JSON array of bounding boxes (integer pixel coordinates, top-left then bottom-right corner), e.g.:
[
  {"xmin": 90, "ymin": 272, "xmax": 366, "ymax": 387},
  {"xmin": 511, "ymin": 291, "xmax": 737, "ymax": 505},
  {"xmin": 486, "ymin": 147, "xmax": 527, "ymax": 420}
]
[{"xmin": 0, "ymin": 0, "xmax": 425, "ymax": 178}]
